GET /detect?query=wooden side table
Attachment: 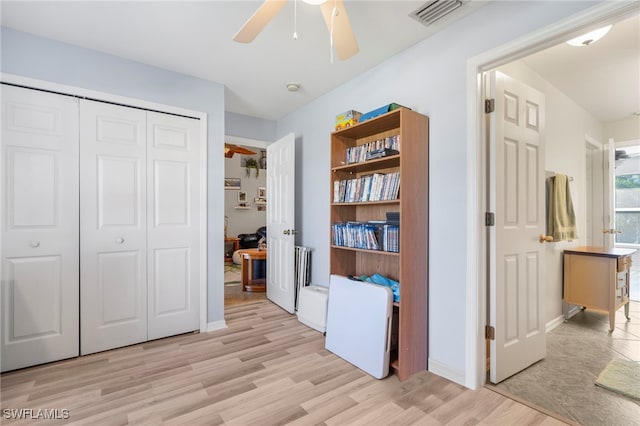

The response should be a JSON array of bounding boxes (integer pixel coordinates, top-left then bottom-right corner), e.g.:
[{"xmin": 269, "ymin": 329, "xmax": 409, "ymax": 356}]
[
  {"xmin": 236, "ymin": 248, "xmax": 267, "ymax": 292},
  {"xmin": 224, "ymin": 237, "xmax": 240, "ymax": 261},
  {"xmin": 563, "ymin": 246, "xmax": 635, "ymax": 331}
]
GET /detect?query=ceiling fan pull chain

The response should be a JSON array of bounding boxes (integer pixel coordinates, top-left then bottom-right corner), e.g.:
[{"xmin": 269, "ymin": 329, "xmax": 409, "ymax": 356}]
[{"xmin": 293, "ymin": 0, "xmax": 298, "ymax": 40}]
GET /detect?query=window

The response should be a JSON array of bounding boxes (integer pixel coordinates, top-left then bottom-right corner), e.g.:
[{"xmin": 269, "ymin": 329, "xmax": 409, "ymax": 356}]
[{"xmin": 615, "ymin": 173, "xmax": 640, "ymax": 244}]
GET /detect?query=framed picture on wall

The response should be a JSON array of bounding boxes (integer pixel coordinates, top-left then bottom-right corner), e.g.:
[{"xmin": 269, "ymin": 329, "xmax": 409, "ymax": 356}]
[
  {"xmin": 237, "ymin": 191, "xmax": 247, "ymax": 203},
  {"xmin": 258, "ymin": 187, "xmax": 266, "ymax": 198},
  {"xmin": 225, "ymin": 178, "xmax": 241, "ymax": 190}
]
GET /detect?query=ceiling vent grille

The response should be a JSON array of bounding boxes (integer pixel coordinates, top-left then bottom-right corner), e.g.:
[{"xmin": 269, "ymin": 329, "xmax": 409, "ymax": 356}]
[{"xmin": 410, "ymin": 0, "xmax": 465, "ymax": 26}]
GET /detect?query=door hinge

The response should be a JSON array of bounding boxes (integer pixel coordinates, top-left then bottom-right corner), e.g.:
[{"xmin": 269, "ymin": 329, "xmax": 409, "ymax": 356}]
[
  {"xmin": 485, "ymin": 98, "xmax": 495, "ymax": 113},
  {"xmin": 485, "ymin": 212, "xmax": 495, "ymax": 227},
  {"xmin": 485, "ymin": 325, "xmax": 495, "ymax": 340}
]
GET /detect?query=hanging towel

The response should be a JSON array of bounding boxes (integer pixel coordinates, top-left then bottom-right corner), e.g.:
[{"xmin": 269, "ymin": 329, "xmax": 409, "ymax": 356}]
[{"xmin": 546, "ymin": 173, "xmax": 578, "ymax": 241}]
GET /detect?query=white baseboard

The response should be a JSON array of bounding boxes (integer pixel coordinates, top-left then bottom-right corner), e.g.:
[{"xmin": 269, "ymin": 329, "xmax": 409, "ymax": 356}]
[
  {"xmin": 428, "ymin": 358, "xmax": 465, "ymax": 386},
  {"xmin": 205, "ymin": 320, "xmax": 227, "ymax": 332},
  {"xmin": 545, "ymin": 315, "xmax": 565, "ymax": 333}
]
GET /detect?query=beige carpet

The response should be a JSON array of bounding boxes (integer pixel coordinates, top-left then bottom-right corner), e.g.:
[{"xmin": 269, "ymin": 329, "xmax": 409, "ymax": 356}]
[{"xmin": 595, "ymin": 358, "xmax": 640, "ymax": 401}]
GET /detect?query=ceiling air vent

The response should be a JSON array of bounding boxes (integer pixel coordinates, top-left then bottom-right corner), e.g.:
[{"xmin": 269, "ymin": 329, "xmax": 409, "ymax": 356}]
[{"xmin": 410, "ymin": 0, "xmax": 465, "ymax": 26}]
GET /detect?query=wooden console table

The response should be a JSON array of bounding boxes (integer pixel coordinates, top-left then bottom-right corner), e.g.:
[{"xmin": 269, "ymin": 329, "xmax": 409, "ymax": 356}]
[
  {"xmin": 236, "ymin": 248, "xmax": 267, "ymax": 292},
  {"xmin": 563, "ymin": 246, "xmax": 635, "ymax": 331}
]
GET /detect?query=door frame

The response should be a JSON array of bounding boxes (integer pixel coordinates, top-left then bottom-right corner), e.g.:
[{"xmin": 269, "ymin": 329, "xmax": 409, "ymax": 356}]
[
  {"xmin": 465, "ymin": 2, "xmax": 640, "ymax": 389},
  {"xmin": 0, "ymin": 73, "xmax": 209, "ymax": 333}
]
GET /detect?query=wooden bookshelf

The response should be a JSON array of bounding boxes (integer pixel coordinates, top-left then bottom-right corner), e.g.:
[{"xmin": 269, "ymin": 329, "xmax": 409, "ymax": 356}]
[{"xmin": 329, "ymin": 108, "xmax": 428, "ymax": 381}]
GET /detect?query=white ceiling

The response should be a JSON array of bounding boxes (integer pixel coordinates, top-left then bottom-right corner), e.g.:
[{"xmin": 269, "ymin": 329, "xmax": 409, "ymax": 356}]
[
  {"xmin": 1, "ymin": 1, "xmax": 638, "ymax": 123},
  {"xmin": 522, "ymin": 13, "xmax": 640, "ymax": 123}
]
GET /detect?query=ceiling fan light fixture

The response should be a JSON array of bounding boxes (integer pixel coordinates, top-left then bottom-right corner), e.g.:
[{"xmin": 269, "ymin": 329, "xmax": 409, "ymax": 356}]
[{"xmin": 566, "ymin": 25, "xmax": 612, "ymax": 46}]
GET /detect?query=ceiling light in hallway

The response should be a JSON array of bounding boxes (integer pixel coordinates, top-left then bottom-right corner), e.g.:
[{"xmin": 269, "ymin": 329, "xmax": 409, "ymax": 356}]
[{"xmin": 566, "ymin": 25, "xmax": 612, "ymax": 46}]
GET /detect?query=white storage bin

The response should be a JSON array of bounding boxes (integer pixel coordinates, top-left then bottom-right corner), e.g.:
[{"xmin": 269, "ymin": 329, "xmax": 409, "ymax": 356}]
[{"xmin": 297, "ymin": 285, "xmax": 329, "ymax": 333}]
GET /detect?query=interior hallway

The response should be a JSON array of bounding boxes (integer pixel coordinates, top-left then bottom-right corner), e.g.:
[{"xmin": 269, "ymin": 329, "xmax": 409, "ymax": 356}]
[
  {"xmin": 224, "ymin": 262, "xmax": 266, "ymax": 307},
  {"xmin": 492, "ymin": 301, "xmax": 640, "ymax": 426}
]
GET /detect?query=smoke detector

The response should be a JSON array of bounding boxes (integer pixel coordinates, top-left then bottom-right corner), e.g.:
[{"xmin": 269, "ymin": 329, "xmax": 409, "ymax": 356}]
[{"xmin": 286, "ymin": 82, "xmax": 301, "ymax": 92}]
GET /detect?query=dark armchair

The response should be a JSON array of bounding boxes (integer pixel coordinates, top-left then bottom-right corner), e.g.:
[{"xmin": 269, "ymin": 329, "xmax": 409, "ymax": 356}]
[{"xmin": 238, "ymin": 226, "xmax": 267, "ymax": 249}]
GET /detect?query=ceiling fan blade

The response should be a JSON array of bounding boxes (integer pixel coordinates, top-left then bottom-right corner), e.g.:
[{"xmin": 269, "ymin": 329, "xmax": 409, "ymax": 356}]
[
  {"xmin": 225, "ymin": 143, "xmax": 257, "ymax": 157},
  {"xmin": 233, "ymin": 0, "xmax": 288, "ymax": 43},
  {"xmin": 320, "ymin": 0, "xmax": 359, "ymax": 60}
]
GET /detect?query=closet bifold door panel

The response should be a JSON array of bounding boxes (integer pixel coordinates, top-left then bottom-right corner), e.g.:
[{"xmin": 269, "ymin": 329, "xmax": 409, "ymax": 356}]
[
  {"xmin": 146, "ymin": 111, "xmax": 200, "ymax": 340},
  {"xmin": 1, "ymin": 85, "xmax": 80, "ymax": 371},
  {"xmin": 80, "ymin": 100, "xmax": 148, "ymax": 355}
]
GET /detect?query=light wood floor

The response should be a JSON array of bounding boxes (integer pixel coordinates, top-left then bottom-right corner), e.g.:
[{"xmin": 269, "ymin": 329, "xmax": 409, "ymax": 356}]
[{"xmin": 1, "ymin": 301, "xmax": 567, "ymax": 425}]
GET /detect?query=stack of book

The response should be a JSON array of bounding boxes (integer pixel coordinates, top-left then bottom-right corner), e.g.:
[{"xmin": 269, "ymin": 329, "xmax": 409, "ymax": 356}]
[
  {"xmin": 332, "ymin": 220, "xmax": 400, "ymax": 253},
  {"xmin": 332, "ymin": 222, "xmax": 380, "ymax": 250},
  {"xmin": 333, "ymin": 172, "xmax": 400, "ymax": 203},
  {"xmin": 346, "ymin": 135, "xmax": 400, "ymax": 164}
]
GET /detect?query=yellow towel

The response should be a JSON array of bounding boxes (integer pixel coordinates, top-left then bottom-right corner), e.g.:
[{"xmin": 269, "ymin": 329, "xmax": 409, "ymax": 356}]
[{"xmin": 546, "ymin": 173, "xmax": 578, "ymax": 241}]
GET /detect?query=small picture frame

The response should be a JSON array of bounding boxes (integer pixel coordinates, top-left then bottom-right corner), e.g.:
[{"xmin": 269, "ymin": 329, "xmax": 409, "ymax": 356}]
[
  {"xmin": 258, "ymin": 187, "xmax": 266, "ymax": 198},
  {"xmin": 225, "ymin": 178, "xmax": 241, "ymax": 190},
  {"xmin": 237, "ymin": 191, "xmax": 247, "ymax": 203}
]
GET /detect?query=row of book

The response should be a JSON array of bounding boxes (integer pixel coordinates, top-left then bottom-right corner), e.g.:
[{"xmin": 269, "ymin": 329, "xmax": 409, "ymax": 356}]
[
  {"xmin": 333, "ymin": 172, "xmax": 400, "ymax": 203},
  {"xmin": 332, "ymin": 222, "xmax": 400, "ymax": 253},
  {"xmin": 346, "ymin": 135, "xmax": 400, "ymax": 164}
]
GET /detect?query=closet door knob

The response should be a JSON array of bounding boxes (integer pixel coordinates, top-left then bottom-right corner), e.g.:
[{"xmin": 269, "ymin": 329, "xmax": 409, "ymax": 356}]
[
  {"xmin": 30, "ymin": 241, "xmax": 40, "ymax": 248},
  {"xmin": 115, "ymin": 237, "xmax": 125, "ymax": 244}
]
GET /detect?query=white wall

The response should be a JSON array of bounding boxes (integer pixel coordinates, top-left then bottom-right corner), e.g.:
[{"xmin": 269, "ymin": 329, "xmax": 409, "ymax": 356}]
[
  {"xmin": 497, "ymin": 61, "xmax": 604, "ymax": 324},
  {"xmin": 276, "ymin": 0, "xmax": 598, "ymax": 384},
  {"xmin": 225, "ymin": 151, "xmax": 267, "ymax": 238},
  {"xmin": 604, "ymin": 115, "xmax": 640, "ymax": 142},
  {"xmin": 225, "ymin": 111, "xmax": 277, "ymax": 142}
]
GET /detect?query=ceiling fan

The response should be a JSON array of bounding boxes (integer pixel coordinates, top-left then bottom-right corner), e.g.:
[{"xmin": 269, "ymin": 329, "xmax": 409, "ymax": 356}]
[
  {"xmin": 233, "ymin": 0, "xmax": 359, "ymax": 61},
  {"xmin": 225, "ymin": 143, "xmax": 257, "ymax": 158}
]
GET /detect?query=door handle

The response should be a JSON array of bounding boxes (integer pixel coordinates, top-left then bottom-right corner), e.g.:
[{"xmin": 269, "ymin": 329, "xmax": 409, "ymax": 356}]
[
  {"xmin": 115, "ymin": 237, "xmax": 125, "ymax": 244},
  {"xmin": 539, "ymin": 234, "xmax": 554, "ymax": 243},
  {"xmin": 282, "ymin": 229, "xmax": 297, "ymax": 235},
  {"xmin": 30, "ymin": 241, "xmax": 40, "ymax": 248}
]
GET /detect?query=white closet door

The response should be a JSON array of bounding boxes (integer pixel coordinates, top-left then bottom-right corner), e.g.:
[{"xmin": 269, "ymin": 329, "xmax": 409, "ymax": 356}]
[
  {"xmin": 146, "ymin": 112, "xmax": 200, "ymax": 339},
  {"xmin": 80, "ymin": 100, "xmax": 147, "ymax": 355},
  {"xmin": 1, "ymin": 85, "xmax": 79, "ymax": 371}
]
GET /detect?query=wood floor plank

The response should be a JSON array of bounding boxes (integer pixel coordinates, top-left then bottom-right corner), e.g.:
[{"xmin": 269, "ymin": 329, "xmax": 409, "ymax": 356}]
[{"xmin": 0, "ymin": 300, "xmax": 566, "ymax": 426}]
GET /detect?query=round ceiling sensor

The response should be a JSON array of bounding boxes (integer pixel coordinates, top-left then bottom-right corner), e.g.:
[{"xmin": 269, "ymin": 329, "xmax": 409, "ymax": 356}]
[{"xmin": 286, "ymin": 82, "xmax": 301, "ymax": 92}]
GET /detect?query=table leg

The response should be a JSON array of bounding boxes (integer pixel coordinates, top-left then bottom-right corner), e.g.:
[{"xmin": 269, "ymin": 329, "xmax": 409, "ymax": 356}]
[
  {"xmin": 609, "ymin": 311, "xmax": 615, "ymax": 332},
  {"xmin": 241, "ymin": 256, "xmax": 249, "ymax": 291},
  {"xmin": 625, "ymin": 301, "xmax": 631, "ymax": 320}
]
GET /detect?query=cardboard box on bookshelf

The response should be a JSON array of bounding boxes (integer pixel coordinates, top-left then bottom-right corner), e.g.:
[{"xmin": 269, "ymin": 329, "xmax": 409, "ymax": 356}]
[
  {"xmin": 335, "ymin": 110, "xmax": 361, "ymax": 131},
  {"xmin": 359, "ymin": 103, "xmax": 411, "ymax": 123}
]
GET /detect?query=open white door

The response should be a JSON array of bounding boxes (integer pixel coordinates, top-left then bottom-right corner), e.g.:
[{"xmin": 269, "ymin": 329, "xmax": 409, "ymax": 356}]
[
  {"xmin": 488, "ymin": 71, "xmax": 546, "ymax": 383},
  {"xmin": 266, "ymin": 133, "xmax": 295, "ymax": 313},
  {"xmin": 603, "ymin": 138, "xmax": 616, "ymax": 249}
]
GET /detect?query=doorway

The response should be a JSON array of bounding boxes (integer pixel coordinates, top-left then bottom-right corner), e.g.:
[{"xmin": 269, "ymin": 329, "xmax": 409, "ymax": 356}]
[
  {"xmin": 479, "ymin": 9, "xmax": 640, "ymax": 425},
  {"xmin": 223, "ymin": 136, "xmax": 268, "ymax": 307}
]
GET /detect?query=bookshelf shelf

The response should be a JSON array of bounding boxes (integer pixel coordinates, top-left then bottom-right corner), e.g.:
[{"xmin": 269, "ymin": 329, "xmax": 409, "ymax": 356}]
[
  {"xmin": 329, "ymin": 107, "xmax": 428, "ymax": 381},
  {"xmin": 330, "ymin": 245, "xmax": 401, "ymax": 256},
  {"xmin": 331, "ymin": 200, "xmax": 400, "ymax": 207},
  {"xmin": 331, "ymin": 154, "xmax": 400, "ymax": 173}
]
